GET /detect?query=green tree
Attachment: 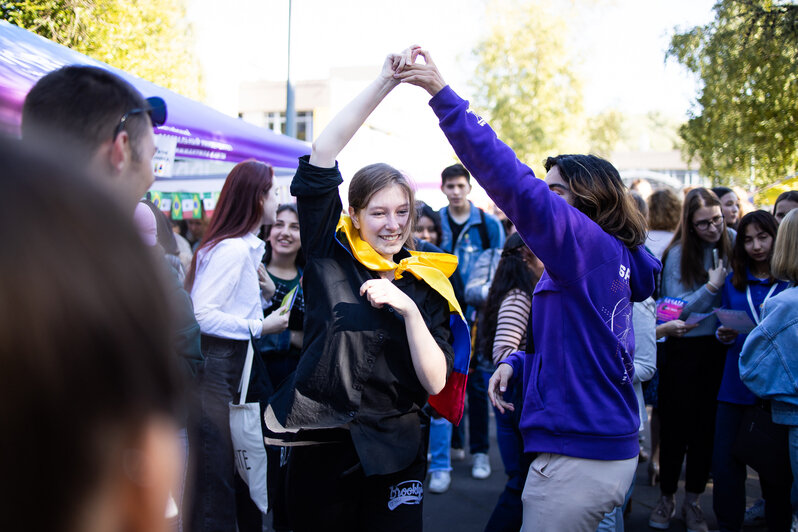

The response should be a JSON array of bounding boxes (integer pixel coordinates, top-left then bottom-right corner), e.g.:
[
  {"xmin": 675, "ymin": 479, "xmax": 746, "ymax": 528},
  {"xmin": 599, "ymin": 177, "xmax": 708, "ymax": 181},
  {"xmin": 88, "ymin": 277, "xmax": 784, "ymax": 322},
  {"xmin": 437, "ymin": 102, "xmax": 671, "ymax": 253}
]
[
  {"xmin": 1, "ymin": 0, "xmax": 204, "ymax": 100},
  {"xmin": 668, "ymin": 0, "xmax": 798, "ymax": 188},
  {"xmin": 587, "ymin": 109, "xmax": 626, "ymax": 158},
  {"xmin": 471, "ymin": 0, "xmax": 583, "ymax": 174}
]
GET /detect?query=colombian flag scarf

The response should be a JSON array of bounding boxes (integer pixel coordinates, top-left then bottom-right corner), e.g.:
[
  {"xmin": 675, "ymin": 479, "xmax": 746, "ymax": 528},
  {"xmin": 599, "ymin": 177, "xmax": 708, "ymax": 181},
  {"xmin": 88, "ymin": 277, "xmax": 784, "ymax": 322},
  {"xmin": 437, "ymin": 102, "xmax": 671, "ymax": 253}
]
[{"xmin": 336, "ymin": 214, "xmax": 471, "ymax": 425}]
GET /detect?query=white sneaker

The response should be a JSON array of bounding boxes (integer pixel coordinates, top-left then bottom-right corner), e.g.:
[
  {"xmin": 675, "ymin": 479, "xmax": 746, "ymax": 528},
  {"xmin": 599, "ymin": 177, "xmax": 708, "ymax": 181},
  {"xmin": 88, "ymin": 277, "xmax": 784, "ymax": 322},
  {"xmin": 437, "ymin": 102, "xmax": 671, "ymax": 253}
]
[
  {"xmin": 429, "ymin": 471, "xmax": 451, "ymax": 494},
  {"xmin": 451, "ymin": 447, "xmax": 466, "ymax": 461},
  {"xmin": 472, "ymin": 452, "xmax": 491, "ymax": 479}
]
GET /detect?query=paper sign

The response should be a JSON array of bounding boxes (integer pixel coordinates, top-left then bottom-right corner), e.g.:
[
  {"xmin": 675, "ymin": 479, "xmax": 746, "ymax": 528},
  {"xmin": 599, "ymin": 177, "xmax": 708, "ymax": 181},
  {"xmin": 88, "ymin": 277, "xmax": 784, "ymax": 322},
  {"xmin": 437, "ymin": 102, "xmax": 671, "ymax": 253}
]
[
  {"xmin": 279, "ymin": 285, "xmax": 299, "ymax": 314},
  {"xmin": 153, "ymin": 134, "xmax": 177, "ymax": 177},
  {"xmin": 714, "ymin": 308, "xmax": 757, "ymax": 334},
  {"xmin": 685, "ymin": 311, "xmax": 716, "ymax": 326},
  {"xmin": 656, "ymin": 297, "xmax": 686, "ymax": 324}
]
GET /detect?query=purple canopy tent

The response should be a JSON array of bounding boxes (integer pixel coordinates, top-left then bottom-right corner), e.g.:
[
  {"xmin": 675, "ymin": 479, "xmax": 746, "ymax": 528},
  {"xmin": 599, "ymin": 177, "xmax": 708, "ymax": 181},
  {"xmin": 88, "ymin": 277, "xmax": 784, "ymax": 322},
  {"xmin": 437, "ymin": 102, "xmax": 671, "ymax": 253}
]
[{"xmin": 0, "ymin": 20, "xmax": 309, "ymax": 195}]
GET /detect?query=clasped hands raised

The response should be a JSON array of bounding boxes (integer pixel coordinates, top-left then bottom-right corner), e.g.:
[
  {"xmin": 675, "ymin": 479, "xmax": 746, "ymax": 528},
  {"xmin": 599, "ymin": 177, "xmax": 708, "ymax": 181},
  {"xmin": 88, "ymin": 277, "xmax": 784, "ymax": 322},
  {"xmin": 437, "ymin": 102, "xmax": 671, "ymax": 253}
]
[{"xmin": 381, "ymin": 45, "xmax": 448, "ymax": 96}]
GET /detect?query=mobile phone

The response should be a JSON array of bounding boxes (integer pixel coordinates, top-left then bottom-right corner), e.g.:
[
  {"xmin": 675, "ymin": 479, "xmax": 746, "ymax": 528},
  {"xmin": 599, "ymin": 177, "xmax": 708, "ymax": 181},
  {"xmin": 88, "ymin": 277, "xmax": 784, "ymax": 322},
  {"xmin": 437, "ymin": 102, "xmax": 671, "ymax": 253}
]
[{"xmin": 712, "ymin": 249, "xmax": 719, "ymax": 269}]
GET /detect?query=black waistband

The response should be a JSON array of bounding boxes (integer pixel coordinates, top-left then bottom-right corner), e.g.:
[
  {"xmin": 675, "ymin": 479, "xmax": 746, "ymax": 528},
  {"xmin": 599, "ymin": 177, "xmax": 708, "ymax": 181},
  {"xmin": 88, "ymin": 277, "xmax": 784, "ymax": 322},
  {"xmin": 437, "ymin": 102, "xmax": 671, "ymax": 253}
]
[{"xmin": 200, "ymin": 334, "xmax": 248, "ymax": 350}]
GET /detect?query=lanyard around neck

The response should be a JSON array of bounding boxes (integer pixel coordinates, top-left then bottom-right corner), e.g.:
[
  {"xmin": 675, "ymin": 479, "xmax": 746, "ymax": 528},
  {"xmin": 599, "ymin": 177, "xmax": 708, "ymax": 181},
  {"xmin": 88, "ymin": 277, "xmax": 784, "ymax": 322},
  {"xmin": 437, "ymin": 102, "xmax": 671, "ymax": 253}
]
[{"xmin": 746, "ymin": 283, "xmax": 778, "ymax": 325}]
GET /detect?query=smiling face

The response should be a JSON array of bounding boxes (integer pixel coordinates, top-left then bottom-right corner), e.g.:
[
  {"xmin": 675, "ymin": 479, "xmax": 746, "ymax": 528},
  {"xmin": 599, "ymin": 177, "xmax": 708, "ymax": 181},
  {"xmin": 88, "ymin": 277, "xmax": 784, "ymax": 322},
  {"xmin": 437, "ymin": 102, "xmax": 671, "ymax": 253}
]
[
  {"xmin": 743, "ymin": 222, "xmax": 773, "ymax": 265},
  {"xmin": 350, "ymin": 184, "xmax": 411, "ymax": 260},
  {"xmin": 719, "ymin": 191, "xmax": 740, "ymax": 227},
  {"xmin": 268, "ymin": 208, "xmax": 300, "ymax": 258}
]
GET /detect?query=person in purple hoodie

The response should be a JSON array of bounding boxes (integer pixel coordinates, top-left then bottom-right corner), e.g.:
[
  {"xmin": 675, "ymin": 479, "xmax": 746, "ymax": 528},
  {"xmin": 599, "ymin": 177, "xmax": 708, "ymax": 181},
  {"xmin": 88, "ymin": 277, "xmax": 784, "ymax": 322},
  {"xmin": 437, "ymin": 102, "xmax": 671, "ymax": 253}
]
[{"xmin": 395, "ymin": 47, "xmax": 661, "ymax": 531}]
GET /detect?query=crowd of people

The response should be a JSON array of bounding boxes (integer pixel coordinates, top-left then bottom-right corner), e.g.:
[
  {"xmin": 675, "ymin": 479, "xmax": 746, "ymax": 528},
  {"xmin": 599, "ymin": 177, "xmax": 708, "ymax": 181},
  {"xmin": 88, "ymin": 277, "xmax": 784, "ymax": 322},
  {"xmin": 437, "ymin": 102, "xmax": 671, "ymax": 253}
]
[{"xmin": 3, "ymin": 45, "xmax": 798, "ymax": 532}]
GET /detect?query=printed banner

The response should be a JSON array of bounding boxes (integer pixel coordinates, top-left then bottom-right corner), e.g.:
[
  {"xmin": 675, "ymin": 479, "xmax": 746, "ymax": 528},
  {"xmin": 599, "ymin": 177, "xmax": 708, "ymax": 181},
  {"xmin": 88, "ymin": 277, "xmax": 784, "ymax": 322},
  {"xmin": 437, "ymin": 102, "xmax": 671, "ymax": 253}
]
[
  {"xmin": 202, "ymin": 191, "xmax": 220, "ymax": 219},
  {"xmin": 149, "ymin": 191, "xmax": 174, "ymax": 217}
]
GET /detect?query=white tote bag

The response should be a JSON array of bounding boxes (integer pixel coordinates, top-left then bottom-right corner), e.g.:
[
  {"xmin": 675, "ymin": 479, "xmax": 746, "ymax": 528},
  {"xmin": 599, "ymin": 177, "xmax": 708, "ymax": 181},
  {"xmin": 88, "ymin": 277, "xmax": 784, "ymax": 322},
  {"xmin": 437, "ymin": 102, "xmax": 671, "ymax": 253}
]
[{"xmin": 229, "ymin": 341, "xmax": 269, "ymax": 513}]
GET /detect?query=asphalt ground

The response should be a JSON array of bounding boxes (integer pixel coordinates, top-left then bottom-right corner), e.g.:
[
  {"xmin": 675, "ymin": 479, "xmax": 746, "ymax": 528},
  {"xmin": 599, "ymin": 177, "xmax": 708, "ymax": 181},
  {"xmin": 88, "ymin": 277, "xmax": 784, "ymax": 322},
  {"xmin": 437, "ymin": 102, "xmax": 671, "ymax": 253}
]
[
  {"xmin": 424, "ymin": 412, "xmax": 768, "ymax": 532},
  {"xmin": 264, "ymin": 411, "xmax": 769, "ymax": 531}
]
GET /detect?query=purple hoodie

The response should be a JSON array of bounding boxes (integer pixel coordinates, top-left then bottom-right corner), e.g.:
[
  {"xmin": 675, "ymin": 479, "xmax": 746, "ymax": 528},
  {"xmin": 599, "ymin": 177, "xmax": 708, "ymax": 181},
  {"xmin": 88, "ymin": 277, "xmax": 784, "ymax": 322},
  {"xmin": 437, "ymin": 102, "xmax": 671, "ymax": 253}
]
[{"xmin": 430, "ymin": 86, "xmax": 661, "ymax": 460}]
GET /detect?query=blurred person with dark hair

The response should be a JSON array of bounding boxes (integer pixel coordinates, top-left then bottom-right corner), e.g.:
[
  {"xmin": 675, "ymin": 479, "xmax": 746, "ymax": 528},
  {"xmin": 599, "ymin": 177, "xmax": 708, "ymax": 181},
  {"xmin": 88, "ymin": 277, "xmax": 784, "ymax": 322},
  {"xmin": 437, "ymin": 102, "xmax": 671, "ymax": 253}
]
[
  {"xmin": 254, "ymin": 203, "xmax": 306, "ymax": 531},
  {"xmin": 21, "ymin": 64, "xmax": 202, "ymax": 531},
  {"xmin": 414, "ymin": 201, "xmax": 444, "ymax": 250},
  {"xmin": 630, "ymin": 178, "xmax": 653, "ymax": 200},
  {"xmin": 712, "ymin": 187, "xmax": 741, "ymax": 231},
  {"xmin": 0, "ymin": 136, "xmax": 183, "ymax": 532},
  {"xmin": 773, "ymin": 190, "xmax": 798, "ymax": 225},
  {"xmin": 187, "ymin": 215, "xmax": 210, "ymax": 251},
  {"xmin": 646, "ymin": 188, "xmax": 683, "ymax": 259},
  {"xmin": 185, "ymin": 161, "xmax": 288, "ymax": 532},
  {"xmin": 477, "ymin": 233, "xmax": 543, "ymax": 531}
]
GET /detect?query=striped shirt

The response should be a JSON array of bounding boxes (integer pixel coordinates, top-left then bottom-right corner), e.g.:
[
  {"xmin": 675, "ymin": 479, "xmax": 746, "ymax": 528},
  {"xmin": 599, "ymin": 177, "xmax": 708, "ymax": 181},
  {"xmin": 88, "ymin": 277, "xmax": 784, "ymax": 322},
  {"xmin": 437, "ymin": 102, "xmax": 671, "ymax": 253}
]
[{"xmin": 492, "ymin": 288, "xmax": 532, "ymax": 365}]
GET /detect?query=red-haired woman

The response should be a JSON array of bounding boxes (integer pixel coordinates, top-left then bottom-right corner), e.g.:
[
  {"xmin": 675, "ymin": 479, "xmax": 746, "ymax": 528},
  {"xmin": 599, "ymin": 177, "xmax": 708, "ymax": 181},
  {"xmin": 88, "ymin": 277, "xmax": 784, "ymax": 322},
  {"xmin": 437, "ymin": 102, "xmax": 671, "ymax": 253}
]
[{"xmin": 186, "ymin": 161, "xmax": 289, "ymax": 532}]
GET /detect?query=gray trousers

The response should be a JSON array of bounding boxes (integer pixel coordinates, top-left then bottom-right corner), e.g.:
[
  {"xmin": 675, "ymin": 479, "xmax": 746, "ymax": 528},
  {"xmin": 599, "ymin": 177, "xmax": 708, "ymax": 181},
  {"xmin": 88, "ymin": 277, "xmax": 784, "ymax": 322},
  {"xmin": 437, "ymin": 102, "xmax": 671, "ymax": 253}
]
[{"xmin": 521, "ymin": 453, "xmax": 638, "ymax": 532}]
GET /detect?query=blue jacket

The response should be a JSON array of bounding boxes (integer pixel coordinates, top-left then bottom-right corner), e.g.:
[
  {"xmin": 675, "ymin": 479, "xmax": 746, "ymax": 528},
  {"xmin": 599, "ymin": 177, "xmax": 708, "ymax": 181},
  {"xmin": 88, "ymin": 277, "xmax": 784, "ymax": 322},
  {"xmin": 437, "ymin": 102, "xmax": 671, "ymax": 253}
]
[
  {"xmin": 739, "ymin": 286, "xmax": 798, "ymax": 425},
  {"xmin": 718, "ymin": 270, "xmax": 789, "ymax": 405},
  {"xmin": 429, "ymin": 86, "xmax": 661, "ymax": 460},
  {"xmin": 439, "ymin": 202, "xmax": 504, "ymax": 285}
]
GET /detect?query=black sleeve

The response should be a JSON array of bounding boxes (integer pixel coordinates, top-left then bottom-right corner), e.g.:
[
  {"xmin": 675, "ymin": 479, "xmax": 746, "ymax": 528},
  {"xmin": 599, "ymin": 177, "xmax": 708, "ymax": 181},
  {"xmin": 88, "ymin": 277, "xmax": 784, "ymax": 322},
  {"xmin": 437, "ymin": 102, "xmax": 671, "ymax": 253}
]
[{"xmin": 289, "ymin": 155, "xmax": 344, "ymax": 260}]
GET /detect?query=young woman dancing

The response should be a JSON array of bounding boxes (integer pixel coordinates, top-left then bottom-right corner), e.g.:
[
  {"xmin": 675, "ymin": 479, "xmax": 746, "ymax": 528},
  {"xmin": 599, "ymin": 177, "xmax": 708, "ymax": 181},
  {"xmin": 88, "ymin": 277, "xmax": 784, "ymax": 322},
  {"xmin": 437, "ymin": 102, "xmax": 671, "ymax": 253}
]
[{"xmin": 265, "ymin": 51, "xmax": 469, "ymax": 532}]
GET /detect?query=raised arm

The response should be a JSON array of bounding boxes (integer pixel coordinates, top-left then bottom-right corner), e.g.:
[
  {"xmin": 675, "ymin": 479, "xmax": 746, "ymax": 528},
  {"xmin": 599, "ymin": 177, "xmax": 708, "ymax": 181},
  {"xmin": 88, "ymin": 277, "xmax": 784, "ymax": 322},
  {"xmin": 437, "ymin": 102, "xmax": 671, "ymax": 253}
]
[
  {"xmin": 396, "ymin": 49, "xmax": 609, "ymax": 282},
  {"xmin": 309, "ymin": 51, "xmax": 411, "ymax": 168}
]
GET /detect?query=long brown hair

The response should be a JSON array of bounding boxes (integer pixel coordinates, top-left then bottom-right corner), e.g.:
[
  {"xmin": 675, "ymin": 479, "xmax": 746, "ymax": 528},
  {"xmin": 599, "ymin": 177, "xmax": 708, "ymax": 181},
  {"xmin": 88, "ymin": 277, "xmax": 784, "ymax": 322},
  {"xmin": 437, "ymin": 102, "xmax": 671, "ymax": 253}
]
[
  {"xmin": 663, "ymin": 188, "xmax": 733, "ymax": 288},
  {"xmin": 185, "ymin": 160, "xmax": 273, "ymax": 291},
  {"xmin": 544, "ymin": 154, "xmax": 647, "ymax": 248}
]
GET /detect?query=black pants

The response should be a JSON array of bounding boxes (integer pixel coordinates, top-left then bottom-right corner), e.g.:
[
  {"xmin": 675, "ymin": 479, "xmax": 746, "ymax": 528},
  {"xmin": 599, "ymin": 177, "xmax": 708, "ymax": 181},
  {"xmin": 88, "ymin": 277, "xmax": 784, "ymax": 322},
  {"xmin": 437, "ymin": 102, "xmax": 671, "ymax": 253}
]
[
  {"xmin": 658, "ymin": 335, "xmax": 726, "ymax": 495},
  {"xmin": 285, "ymin": 432, "xmax": 427, "ymax": 532},
  {"xmin": 712, "ymin": 401, "xmax": 793, "ymax": 532}
]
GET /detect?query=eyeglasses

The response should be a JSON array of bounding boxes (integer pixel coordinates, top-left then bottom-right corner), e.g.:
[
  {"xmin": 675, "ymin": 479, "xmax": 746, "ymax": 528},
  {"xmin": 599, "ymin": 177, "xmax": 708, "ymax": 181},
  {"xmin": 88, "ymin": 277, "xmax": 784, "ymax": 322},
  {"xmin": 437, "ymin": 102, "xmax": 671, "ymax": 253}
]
[
  {"xmin": 693, "ymin": 215, "xmax": 724, "ymax": 231},
  {"xmin": 112, "ymin": 96, "xmax": 167, "ymax": 140}
]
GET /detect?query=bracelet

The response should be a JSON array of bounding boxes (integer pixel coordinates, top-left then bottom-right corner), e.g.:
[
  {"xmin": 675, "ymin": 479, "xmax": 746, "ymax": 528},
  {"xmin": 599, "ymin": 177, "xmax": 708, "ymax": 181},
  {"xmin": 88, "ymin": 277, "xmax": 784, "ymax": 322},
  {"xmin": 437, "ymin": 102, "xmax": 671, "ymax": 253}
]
[{"xmin": 706, "ymin": 280, "xmax": 719, "ymax": 293}]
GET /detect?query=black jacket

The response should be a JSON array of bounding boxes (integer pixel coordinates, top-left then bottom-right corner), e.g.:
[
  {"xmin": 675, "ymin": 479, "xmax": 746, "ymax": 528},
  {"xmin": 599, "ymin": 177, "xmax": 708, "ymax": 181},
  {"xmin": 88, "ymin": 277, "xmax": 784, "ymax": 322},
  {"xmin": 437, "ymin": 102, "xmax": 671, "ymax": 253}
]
[{"xmin": 269, "ymin": 157, "xmax": 454, "ymax": 476}]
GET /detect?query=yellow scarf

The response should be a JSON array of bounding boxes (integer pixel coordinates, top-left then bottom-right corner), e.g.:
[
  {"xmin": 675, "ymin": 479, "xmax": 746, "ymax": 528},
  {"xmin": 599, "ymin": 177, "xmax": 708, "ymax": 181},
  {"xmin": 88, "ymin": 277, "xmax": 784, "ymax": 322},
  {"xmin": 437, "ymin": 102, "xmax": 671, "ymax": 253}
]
[{"xmin": 336, "ymin": 215, "xmax": 464, "ymax": 318}]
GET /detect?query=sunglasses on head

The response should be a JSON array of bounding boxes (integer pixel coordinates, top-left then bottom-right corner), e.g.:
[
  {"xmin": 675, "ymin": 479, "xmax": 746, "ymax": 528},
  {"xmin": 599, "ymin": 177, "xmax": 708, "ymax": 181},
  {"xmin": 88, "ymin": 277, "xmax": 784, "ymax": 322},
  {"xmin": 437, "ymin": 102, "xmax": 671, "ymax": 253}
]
[{"xmin": 112, "ymin": 96, "xmax": 167, "ymax": 140}]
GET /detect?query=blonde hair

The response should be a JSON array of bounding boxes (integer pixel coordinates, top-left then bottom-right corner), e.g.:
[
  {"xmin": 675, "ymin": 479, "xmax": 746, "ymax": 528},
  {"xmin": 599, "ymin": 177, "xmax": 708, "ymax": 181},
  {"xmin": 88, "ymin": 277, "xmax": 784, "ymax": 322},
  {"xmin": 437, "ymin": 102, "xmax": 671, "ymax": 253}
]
[{"xmin": 772, "ymin": 209, "xmax": 798, "ymax": 283}]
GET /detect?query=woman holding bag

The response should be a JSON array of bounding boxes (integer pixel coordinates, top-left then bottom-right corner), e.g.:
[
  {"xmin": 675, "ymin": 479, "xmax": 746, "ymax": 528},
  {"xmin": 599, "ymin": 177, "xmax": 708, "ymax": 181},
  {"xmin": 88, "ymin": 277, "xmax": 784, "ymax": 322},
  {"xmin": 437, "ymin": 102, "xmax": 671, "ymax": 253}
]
[{"xmin": 186, "ymin": 160, "xmax": 289, "ymax": 532}]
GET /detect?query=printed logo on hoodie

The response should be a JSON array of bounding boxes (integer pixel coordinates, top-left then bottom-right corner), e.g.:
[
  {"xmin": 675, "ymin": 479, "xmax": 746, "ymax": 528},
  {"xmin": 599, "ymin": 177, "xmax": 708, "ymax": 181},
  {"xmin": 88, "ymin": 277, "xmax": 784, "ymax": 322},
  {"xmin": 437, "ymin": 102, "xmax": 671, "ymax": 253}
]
[{"xmin": 467, "ymin": 107, "xmax": 487, "ymax": 127}]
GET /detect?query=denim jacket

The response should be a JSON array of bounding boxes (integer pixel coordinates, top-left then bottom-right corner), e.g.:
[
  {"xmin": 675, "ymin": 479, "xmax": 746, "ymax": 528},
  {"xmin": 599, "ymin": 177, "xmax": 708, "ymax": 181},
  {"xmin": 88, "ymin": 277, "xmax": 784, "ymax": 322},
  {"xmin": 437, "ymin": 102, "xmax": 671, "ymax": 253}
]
[
  {"xmin": 439, "ymin": 202, "xmax": 505, "ymax": 286},
  {"xmin": 739, "ymin": 286, "xmax": 798, "ymax": 425}
]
